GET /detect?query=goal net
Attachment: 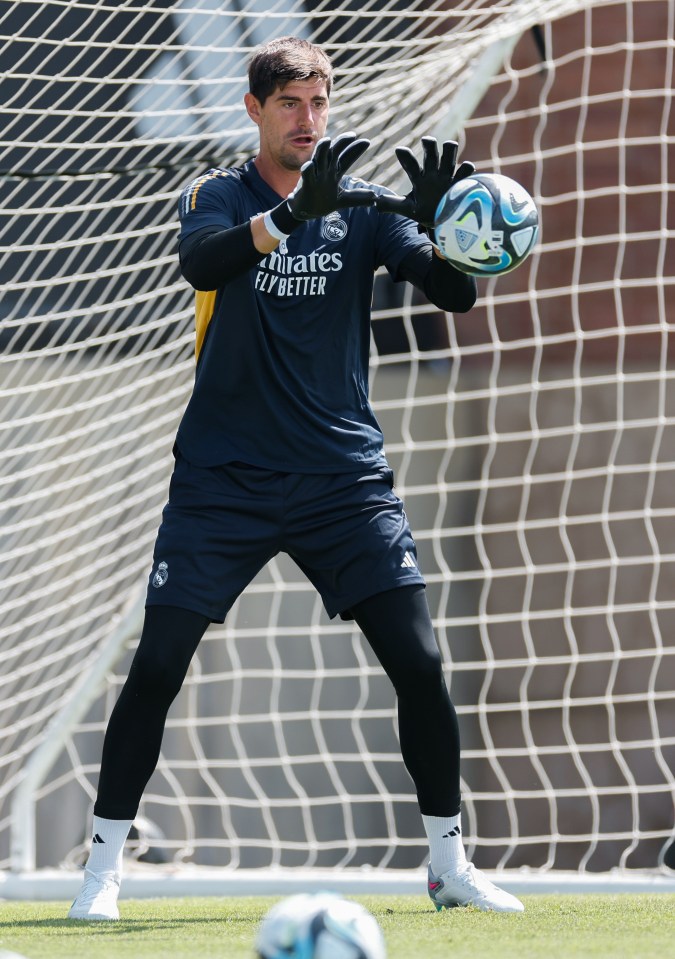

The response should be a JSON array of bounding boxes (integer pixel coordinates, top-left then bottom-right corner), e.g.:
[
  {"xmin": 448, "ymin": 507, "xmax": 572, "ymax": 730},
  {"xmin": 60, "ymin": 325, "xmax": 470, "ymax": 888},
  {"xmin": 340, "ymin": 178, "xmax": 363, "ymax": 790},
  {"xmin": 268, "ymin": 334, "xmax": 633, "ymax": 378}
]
[{"xmin": 2, "ymin": 0, "xmax": 674, "ymax": 890}]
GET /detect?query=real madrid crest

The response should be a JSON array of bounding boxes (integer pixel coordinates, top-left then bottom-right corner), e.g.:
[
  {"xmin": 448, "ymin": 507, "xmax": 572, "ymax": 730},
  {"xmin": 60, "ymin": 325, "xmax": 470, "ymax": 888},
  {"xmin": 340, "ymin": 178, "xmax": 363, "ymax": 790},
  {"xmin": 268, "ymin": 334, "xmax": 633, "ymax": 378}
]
[
  {"xmin": 152, "ymin": 560, "xmax": 169, "ymax": 588},
  {"xmin": 321, "ymin": 211, "xmax": 348, "ymax": 242}
]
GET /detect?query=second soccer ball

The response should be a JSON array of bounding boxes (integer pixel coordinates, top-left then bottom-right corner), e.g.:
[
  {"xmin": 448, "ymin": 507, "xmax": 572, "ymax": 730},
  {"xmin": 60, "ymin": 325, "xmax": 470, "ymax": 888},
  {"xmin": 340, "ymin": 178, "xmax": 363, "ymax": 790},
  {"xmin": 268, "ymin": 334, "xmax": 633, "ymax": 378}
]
[{"xmin": 255, "ymin": 891, "xmax": 386, "ymax": 959}]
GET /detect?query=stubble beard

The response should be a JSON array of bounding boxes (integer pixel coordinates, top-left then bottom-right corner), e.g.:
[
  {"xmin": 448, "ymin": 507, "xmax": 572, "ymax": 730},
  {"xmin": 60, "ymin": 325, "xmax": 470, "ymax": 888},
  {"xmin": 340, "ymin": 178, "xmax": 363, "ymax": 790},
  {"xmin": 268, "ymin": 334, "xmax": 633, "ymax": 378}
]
[
  {"xmin": 276, "ymin": 142, "xmax": 312, "ymax": 172},
  {"xmin": 277, "ymin": 149, "xmax": 304, "ymax": 172}
]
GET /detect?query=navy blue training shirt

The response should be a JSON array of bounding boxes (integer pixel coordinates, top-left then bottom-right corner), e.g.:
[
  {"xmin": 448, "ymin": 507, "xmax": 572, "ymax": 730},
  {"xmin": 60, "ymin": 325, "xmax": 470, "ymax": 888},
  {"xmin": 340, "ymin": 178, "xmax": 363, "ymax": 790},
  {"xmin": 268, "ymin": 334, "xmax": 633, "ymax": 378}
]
[{"xmin": 175, "ymin": 159, "xmax": 432, "ymax": 473}]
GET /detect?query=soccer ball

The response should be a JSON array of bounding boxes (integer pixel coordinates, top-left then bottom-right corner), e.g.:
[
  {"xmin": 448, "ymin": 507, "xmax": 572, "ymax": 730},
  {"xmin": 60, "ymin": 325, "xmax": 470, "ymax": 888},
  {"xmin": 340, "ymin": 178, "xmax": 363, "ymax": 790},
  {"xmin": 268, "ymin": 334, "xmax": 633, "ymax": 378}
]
[
  {"xmin": 433, "ymin": 172, "xmax": 539, "ymax": 276},
  {"xmin": 255, "ymin": 892, "xmax": 387, "ymax": 959}
]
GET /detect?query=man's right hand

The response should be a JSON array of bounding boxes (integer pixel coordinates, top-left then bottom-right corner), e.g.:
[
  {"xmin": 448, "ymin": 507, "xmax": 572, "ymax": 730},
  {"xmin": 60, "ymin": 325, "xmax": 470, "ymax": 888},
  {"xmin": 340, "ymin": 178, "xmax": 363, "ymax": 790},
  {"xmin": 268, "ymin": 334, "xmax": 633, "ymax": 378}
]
[
  {"xmin": 266, "ymin": 133, "xmax": 375, "ymax": 238},
  {"xmin": 287, "ymin": 133, "xmax": 375, "ymax": 221}
]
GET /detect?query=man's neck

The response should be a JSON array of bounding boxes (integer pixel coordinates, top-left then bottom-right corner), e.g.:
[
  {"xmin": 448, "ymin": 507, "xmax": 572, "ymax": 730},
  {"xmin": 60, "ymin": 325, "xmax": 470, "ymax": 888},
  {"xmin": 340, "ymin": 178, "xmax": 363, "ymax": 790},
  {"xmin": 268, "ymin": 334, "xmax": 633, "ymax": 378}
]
[{"xmin": 254, "ymin": 154, "xmax": 301, "ymax": 200}]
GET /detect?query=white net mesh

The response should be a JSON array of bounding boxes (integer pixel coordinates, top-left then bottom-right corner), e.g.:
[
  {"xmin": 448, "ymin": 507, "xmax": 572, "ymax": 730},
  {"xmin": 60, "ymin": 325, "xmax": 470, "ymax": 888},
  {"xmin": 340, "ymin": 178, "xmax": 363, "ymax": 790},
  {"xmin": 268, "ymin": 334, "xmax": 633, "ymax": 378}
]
[{"xmin": 1, "ymin": 0, "xmax": 674, "ymax": 876}]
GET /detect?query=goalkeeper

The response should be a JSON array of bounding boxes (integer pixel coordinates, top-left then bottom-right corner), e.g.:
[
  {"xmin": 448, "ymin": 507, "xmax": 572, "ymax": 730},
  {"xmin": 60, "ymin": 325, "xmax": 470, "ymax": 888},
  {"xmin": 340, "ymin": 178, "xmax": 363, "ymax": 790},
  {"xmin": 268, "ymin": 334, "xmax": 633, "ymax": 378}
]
[{"xmin": 69, "ymin": 35, "xmax": 523, "ymax": 919}]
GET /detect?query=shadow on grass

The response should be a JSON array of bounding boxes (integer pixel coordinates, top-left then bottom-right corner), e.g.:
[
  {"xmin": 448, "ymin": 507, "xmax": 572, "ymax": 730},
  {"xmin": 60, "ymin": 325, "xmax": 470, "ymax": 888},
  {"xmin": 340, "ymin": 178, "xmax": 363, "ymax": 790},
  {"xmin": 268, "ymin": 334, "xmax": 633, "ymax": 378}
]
[{"xmin": 0, "ymin": 916, "xmax": 251, "ymax": 931}]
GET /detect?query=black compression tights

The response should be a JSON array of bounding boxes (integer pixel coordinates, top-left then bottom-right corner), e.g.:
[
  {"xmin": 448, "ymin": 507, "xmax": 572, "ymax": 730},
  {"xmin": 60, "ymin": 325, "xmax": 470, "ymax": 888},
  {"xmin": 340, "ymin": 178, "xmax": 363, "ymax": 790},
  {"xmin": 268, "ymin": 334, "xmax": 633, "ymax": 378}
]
[
  {"xmin": 94, "ymin": 606, "xmax": 210, "ymax": 820},
  {"xmin": 351, "ymin": 585, "xmax": 461, "ymax": 816},
  {"xmin": 94, "ymin": 586, "xmax": 460, "ymax": 820}
]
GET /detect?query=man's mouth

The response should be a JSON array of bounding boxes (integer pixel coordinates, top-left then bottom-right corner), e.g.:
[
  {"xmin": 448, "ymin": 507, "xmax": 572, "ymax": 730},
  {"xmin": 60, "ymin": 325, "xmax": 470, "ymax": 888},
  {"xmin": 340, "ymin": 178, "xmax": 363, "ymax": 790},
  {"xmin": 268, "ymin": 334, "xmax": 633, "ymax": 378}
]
[{"xmin": 290, "ymin": 135, "xmax": 315, "ymax": 148}]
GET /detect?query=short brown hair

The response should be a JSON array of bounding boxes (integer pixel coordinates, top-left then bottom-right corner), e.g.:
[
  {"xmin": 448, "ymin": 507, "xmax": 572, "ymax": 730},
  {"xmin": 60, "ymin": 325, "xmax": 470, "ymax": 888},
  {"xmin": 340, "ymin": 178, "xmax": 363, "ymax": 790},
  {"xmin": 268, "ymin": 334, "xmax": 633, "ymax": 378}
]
[{"xmin": 248, "ymin": 36, "xmax": 333, "ymax": 105}]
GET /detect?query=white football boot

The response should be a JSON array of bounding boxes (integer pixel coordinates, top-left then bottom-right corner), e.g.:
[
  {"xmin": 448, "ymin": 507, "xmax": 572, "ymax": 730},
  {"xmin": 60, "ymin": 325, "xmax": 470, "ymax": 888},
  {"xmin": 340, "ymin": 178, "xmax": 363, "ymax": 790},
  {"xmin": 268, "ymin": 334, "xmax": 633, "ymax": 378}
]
[
  {"xmin": 428, "ymin": 862, "xmax": 524, "ymax": 912},
  {"xmin": 68, "ymin": 868, "xmax": 121, "ymax": 920}
]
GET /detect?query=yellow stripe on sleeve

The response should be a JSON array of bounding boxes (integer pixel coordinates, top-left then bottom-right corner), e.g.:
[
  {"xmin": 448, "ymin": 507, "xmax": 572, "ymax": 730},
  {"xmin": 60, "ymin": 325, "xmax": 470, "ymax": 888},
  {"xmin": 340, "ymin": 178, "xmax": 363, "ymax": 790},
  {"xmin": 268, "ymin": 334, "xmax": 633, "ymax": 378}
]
[{"xmin": 189, "ymin": 169, "xmax": 229, "ymax": 211}]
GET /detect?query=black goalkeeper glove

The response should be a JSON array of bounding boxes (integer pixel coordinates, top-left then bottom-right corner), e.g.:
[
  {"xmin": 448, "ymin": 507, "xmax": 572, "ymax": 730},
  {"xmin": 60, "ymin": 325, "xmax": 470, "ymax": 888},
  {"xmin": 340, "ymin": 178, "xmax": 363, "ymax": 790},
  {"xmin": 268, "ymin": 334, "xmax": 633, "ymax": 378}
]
[
  {"xmin": 269, "ymin": 133, "xmax": 375, "ymax": 235},
  {"xmin": 375, "ymin": 137, "xmax": 475, "ymax": 229}
]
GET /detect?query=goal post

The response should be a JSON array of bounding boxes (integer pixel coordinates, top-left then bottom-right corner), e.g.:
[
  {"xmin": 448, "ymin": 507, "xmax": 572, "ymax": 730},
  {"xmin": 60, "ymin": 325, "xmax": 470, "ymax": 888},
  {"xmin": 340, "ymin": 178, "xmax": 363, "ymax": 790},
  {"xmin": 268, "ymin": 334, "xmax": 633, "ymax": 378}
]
[
  {"xmin": 2, "ymin": 0, "xmax": 675, "ymax": 896},
  {"xmin": 8, "ymin": 589, "xmax": 145, "ymax": 875}
]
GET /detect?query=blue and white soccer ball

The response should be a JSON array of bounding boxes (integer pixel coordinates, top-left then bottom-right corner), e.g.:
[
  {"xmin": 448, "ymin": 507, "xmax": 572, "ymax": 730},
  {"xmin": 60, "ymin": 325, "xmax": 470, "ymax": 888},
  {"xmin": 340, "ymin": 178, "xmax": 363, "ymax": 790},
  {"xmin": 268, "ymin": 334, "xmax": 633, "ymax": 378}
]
[
  {"xmin": 255, "ymin": 892, "xmax": 386, "ymax": 959},
  {"xmin": 433, "ymin": 172, "xmax": 539, "ymax": 276}
]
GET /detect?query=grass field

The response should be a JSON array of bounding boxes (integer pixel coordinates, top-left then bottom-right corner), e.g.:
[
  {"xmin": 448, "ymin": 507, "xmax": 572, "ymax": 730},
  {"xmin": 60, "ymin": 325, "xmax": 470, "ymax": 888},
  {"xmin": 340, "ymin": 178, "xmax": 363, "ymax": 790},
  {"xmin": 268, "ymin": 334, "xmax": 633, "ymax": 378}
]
[{"xmin": 1, "ymin": 895, "xmax": 674, "ymax": 959}]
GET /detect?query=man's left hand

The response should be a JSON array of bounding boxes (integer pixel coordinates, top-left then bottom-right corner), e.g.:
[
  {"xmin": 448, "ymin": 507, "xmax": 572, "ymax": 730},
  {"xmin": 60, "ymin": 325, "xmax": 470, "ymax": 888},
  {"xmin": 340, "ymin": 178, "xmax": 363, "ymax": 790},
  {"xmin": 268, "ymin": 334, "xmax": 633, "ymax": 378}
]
[{"xmin": 376, "ymin": 137, "xmax": 475, "ymax": 228}]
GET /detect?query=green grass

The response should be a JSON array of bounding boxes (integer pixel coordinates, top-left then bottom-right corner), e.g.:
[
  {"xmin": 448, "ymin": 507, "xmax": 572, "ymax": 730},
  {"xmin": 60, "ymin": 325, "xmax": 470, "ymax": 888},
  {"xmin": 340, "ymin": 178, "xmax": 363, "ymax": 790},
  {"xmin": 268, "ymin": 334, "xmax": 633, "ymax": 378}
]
[{"xmin": 1, "ymin": 895, "xmax": 674, "ymax": 959}]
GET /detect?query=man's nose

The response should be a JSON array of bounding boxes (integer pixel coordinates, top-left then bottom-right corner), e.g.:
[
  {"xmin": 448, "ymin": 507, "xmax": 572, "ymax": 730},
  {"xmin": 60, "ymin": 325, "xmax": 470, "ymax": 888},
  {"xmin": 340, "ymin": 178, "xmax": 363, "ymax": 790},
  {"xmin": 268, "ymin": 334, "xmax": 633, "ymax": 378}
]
[{"xmin": 297, "ymin": 103, "xmax": 314, "ymax": 127}]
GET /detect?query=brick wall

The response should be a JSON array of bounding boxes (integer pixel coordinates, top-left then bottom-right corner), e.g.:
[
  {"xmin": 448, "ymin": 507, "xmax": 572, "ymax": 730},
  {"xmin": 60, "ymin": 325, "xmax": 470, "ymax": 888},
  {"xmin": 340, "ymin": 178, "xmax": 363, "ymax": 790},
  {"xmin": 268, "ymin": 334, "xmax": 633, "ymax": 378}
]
[{"xmin": 457, "ymin": 1, "xmax": 673, "ymax": 366}]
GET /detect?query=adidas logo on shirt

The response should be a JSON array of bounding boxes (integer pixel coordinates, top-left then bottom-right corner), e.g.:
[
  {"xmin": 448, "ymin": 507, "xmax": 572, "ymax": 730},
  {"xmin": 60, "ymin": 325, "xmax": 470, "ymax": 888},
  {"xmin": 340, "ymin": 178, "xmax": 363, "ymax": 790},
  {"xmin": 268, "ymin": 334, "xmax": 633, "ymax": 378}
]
[{"xmin": 400, "ymin": 551, "xmax": 417, "ymax": 569}]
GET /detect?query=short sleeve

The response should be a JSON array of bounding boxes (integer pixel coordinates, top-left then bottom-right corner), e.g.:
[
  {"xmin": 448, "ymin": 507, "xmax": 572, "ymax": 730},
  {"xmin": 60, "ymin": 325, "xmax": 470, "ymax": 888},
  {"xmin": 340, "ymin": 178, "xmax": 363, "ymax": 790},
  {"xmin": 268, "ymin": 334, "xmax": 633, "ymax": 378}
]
[
  {"xmin": 371, "ymin": 186, "xmax": 431, "ymax": 281},
  {"xmin": 178, "ymin": 169, "xmax": 239, "ymax": 242},
  {"xmin": 330, "ymin": 177, "xmax": 429, "ymax": 280}
]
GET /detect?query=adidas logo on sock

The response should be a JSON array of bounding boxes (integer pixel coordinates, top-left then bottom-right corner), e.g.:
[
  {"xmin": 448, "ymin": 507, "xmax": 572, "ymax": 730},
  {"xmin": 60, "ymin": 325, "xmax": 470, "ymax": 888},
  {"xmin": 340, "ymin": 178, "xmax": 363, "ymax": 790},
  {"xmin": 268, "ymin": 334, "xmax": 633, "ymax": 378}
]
[
  {"xmin": 442, "ymin": 826, "xmax": 461, "ymax": 838},
  {"xmin": 92, "ymin": 833, "xmax": 105, "ymax": 843}
]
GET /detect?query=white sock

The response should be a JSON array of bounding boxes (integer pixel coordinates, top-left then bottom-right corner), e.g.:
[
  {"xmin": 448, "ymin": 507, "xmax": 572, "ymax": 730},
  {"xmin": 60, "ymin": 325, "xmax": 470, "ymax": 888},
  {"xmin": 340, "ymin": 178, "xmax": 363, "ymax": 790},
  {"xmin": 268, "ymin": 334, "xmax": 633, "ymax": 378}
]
[
  {"xmin": 84, "ymin": 815, "xmax": 133, "ymax": 876},
  {"xmin": 422, "ymin": 813, "xmax": 467, "ymax": 877}
]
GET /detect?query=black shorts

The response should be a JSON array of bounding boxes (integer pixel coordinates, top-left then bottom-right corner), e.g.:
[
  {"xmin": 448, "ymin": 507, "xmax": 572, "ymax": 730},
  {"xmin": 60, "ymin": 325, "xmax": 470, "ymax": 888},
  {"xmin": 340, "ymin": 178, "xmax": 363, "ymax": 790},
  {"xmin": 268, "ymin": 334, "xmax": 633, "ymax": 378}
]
[{"xmin": 145, "ymin": 451, "xmax": 425, "ymax": 622}]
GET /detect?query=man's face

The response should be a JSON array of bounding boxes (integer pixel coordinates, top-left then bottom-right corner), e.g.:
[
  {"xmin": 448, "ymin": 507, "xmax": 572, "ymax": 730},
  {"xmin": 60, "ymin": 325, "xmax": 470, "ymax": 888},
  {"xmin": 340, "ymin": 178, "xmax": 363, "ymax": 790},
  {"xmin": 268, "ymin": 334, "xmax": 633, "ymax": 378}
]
[{"xmin": 246, "ymin": 79, "xmax": 330, "ymax": 172}]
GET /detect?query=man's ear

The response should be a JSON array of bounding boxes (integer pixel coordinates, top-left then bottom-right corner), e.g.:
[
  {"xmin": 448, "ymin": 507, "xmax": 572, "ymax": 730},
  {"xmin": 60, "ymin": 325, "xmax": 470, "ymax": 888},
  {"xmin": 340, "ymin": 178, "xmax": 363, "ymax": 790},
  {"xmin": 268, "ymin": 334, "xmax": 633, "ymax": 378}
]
[{"xmin": 244, "ymin": 92, "xmax": 262, "ymax": 126}]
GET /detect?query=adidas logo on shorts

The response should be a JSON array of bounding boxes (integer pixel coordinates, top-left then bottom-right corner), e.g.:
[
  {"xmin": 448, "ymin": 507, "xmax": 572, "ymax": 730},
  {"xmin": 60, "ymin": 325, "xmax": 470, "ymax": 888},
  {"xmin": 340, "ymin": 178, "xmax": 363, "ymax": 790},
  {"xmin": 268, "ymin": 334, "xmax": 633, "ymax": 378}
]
[{"xmin": 400, "ymin": 551, "xmax": 416, "ymax": 569}]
